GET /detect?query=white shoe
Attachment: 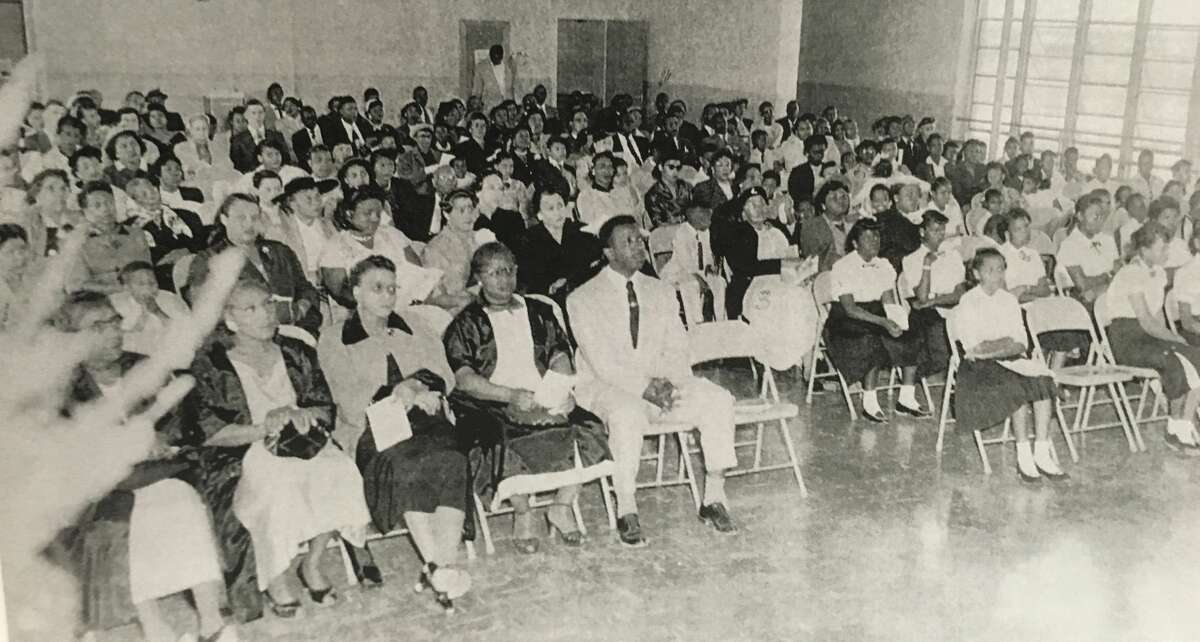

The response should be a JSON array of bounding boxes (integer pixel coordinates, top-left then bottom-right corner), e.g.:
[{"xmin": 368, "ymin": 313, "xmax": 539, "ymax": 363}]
[
  {"xmin": 1016, "ymin": 443, "xmax": 1040, "ymax": 482},
  {"xmin": 1033, "ymin": 441, "xmax": 1067, "ymax": 479}
]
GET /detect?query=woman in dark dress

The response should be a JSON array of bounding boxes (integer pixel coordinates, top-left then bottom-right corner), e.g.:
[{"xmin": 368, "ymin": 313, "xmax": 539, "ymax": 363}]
[
  {"xmin": 444, "ymin": 243, "xmax": 612, "ymax": 554},
  {"xmin": 517, "ymin": 186, "xmax": 602, "ymax": 304},
  {"xmin": 188, "ymin": 279, "xmax": 372, "ymax": 621},
  {"xmin": 318, "ymin": 255, "xmax": 472, "ymax": 612},
  {"xmin": 187, "ymin": 193, "xmax": 323, "ymax": 337}
]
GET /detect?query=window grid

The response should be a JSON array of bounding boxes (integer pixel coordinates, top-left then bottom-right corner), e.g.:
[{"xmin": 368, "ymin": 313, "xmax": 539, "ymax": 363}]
[{"xmin": 965, "ymin": 0, "xmax": 1198, "ymax": 176}]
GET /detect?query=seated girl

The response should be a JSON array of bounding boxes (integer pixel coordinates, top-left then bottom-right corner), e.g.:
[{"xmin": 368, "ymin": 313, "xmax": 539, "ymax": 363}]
[
  {"xmin": 189, "ymin": 278, "xmax": 373, "ymax": 619},
  {"xmin": 476, "ymin": 151, "xmax": 530, "ymax": 251},
  {"xmin": 899, "ymin": 210, "xmax": 964, "ymax": 383},
  {"xmin": 1106, "ymin": 222, "xmax": 1200, "ymax": 454},
  {"xmin": 318, "ymin": 255, "xmax": 472, "ymax": 612},
  {"xmin": 824, "ymin": 219, "xmax": 930, "ymax": 422},
  {"xmin": 444, "ymin": 243, "xmax": 612, "ymax": 554},
  {"xmin": 954, "ymin": 248, "xmax": 1066, "ymax": 481}
]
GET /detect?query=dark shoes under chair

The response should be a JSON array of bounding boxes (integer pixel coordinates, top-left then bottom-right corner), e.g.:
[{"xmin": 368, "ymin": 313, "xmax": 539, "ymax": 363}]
[
  {"xmin": 617, "ymin": 514, "xmax": 648, "ymax": 548},
  {"xmin": 416, "ymin": 562, "xmax": 471, "ymax": 615},
  {"xmin": 698, "ymin": 503, "xmax": 738, "ymax": 533}
]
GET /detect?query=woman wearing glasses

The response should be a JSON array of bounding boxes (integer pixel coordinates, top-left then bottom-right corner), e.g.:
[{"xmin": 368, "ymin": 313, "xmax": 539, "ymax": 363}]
[{"xmin": 643, "ymin": 149, "xmax": 692, "ymax": 228}]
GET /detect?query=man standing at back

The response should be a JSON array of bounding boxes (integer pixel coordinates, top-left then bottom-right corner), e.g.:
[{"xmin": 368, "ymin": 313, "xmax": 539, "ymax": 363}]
[
  {"xmin": 569, "ymin": 216, "xmax": 740, "ymax": 548},
  {"xmin": 473, "ymin": 44, "xmax": 517, "ymax": 109}
]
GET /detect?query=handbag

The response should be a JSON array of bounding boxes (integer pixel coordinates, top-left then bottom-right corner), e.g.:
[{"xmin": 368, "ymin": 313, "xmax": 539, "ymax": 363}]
[{"xmin": 265, "ymin": 416, "xmax": 331, "ymax": 460}]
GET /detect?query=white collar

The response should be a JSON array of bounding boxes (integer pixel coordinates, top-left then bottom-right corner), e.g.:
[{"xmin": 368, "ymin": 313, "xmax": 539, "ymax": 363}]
[{"xmin": 604, "ymin": 266, "xmax": 637, "ymax": 289}]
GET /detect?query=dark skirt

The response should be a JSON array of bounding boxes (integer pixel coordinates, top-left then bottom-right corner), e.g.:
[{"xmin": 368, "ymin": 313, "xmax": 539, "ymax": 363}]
[
  {"xmin": 1109, "ymin": 318, "xmax": 1200, "ymax": 399},
  {"xmin": 823, "ymin": 301, "xmax": 921, "ymax": 385},
  {"xmin": 910, "ymin": 306, "xmax": 951, "ymax": 378},
  {"xmin": 192, "ymin": 447, "xmax": 262, "ymax": 623},
  {"xmin": 1037, "ymin": 329, "xmax": 1090, "ymax": 358},
  {"xmin": 448, "ymin": 392, "xmax": 613, "ymax": 497},
  {"xmin": 356, "ymin": 410, "xmax": 469, "ymax": 533},
  {"xmin": 955, "ymin": 359, "xmax": 1056, "ymax": 430}
]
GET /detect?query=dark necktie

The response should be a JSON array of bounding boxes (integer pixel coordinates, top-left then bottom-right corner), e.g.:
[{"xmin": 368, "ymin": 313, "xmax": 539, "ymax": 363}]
[
  {"xmin": 697, "ymin": 238, "xmax": 705, "ymax": 271},
  {"xmin": 626, "ymin": 280, "xmax": 639, "ymax": 349}
]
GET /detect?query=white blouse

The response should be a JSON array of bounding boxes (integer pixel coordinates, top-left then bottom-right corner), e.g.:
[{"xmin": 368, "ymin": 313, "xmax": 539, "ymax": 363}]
[
  {"xmin": 1173, "ymin": 255, "xmax": 1200, "ymax": 312},
  {"xmin": 1056, "ymin": 228, "xmax": 1119, "ymax": 286},
  {"xmin": 900, "ymin": 245, "xmax": 965, "ymax": 300},
  {"xmin": 999, "ymin": 242, "xmax": 1046, "ymax": 290},
  {"xmin": 830, "ymin": 251, "xmax": 896, "ymax": 303},
  {"xmin": 955, "ymin": 286, "xmax": 1027, "ymax": 352},
  {"xmin": 1105, "ymin": 259, "xmax": 1166, "ymax": 321},
  {"xmin": 229, "ymin": 354, "xmax": 298, "ymax": 424},
  {"xmin": 755, "ymin": 225, "xmax": 792, "ymax": 261},
  {"xmin": 484, "ymin": 298, "xmax": 543, "ymax": 392}
]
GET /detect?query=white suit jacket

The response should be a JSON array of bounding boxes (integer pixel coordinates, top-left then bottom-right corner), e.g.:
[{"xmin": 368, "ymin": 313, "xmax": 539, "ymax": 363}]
[
  {"xmin": 567, "ymin": 268, "xmax": 692, "ymax": 404},
  {"xmin": 472, "ymin": 59, "xmax": 517, "ymax": 107}
]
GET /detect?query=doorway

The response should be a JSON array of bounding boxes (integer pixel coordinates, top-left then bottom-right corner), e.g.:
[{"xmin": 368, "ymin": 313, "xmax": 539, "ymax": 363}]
[{"xmin": 460, "ymin": 20, "xmax": 510, "ymax": 100}]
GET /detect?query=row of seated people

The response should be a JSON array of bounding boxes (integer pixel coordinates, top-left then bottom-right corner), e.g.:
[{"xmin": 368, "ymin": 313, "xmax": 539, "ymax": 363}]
[{"xmin": 35, "ymin": 211, "xmax": 742, "ymax": 642}]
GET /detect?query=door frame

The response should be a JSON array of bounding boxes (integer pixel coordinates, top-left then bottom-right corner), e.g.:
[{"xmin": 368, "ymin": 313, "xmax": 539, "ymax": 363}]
[{"xmin": 459, "ymin": 20, "xmax": 511, "ymax": 100}]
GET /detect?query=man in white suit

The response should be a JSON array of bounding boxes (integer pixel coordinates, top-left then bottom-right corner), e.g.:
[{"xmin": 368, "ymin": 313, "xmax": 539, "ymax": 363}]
[
  {"xmin": 568, "ymin": 215, "xmax": 739, "ymax": 547},
  {"xmin": 472, "ymin": 44, "xmax": 517, "ymax": 109}
]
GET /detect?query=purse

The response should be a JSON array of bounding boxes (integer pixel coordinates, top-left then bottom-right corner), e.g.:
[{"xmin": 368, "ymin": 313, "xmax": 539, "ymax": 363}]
[{"xmin": 265, "ymin": 416, "xmax": 331, "ymax": 460}]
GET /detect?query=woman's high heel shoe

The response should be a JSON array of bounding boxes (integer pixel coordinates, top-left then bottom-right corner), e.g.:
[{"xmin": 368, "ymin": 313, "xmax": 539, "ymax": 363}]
[
  {"xmin": 297, "ymin": 565, "xmax": 339, "ymax": 607},
  {"xmin": 263, "ymin": 591, "xmax": 300, "ymax": 618},
  {"xmin": 546, "ymin": 505, "xmax": 584, "ymax": 547}
]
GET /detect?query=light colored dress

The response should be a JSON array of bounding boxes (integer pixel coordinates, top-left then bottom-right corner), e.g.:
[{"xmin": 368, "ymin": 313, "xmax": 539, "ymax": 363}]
[{"xmin": 229, "ymin": 353, "xmax": 369, "ymax": 590}]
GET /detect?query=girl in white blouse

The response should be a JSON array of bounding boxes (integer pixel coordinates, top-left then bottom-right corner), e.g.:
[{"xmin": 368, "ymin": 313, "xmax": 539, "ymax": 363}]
[
  {"xmin": 824, "ymin": 218, "xmax": 928, "ymax": 422},
  {"xmin": 954, "ymin": 248, "xmax": 1064, "ymax": 481},
  {"xmin": 1105, "ymin": 222, "xmax": 1200, "ymax": 454},
  {"xmin": 1173, "ymin": 229, "xmax": 1200, "ymax": 345}
]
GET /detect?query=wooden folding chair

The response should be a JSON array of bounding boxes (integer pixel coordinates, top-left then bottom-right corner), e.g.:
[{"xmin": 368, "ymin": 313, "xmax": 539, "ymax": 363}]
[{"xmin": 1090, "ymin": 293, "xmax": 1166, "ymax": 448}]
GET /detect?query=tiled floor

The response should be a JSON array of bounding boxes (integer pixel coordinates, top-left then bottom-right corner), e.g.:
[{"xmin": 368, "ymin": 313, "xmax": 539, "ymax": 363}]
[{"xmin": 103, "ymin": 367, "xmax": 1200, "ymax": 641}]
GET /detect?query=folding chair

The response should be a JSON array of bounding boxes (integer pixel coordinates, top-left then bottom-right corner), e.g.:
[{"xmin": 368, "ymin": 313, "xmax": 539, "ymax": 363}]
[
  {"xmin": 686, "ymin": 321, "xmax": 807, "ymax": 496},
  {"xmin": 805, "ymin": 271, "xmax": 856, "ymax": 413},
  {"xmin": 336, "ymin": 528, "xmax": 478, "ymax": 587},
  {"xmin": 1026, "ymin": 295, "xmax": 1143, "ymax": 454},
  {"xmin": 1091, "ymin": 293, "xmax": 1165, "ymax": 446},
  {"xmin": 938, "ymin": 310, "xmax": 1073, "ymax": 473},
  {"xmin": 472, "ymin": 446, "xmax": 617, "ymax": 555},
  {"xmin": 525, "ymin": 293, "xmax": 567, "ymax": 331}
]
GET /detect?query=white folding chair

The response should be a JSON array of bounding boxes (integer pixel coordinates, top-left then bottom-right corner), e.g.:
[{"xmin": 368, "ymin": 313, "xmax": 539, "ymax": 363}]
[
  {"xmin": 1091, "ymin": 292, "xmax": 1165, "ymax": 446},
  {"xmin": 525, "ymin": 293, "xmax": 567, "ymax": 332},
  {"xmin": 1026, "ymin": 295, "xmax": 1143, "ymax": 455},
  {"xmin": 1028, "ymin": 229, "xmax": 1056, "ymax": 256},
  {"xmin": 686, "ymin": 321, "xmax": 807, "ymax": 495},
  {"xmin": 472, "ymin": 445, "xmax": 617, "ymax": 555},
  {"xmin": 335, "ymin": 527, "xmax": 478, "ymax": 587},
  {"xmin": 171, "ymin": 253, "xmax": 196, "ymax": 293},
  {"xmin": 805, "ymin": 272, "xmax": 856, "ymax": 413}
]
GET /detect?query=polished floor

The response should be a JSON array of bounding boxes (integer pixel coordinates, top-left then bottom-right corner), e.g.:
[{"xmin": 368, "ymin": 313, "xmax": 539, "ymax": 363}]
[{"xmin": 102, "ymin": 366, "xmax": 1200, "ymax": 641}]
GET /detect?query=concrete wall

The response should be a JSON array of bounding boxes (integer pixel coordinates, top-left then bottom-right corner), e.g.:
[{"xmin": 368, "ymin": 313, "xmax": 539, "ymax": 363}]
[
  {"xmin": 796, "ymin": 0, "xmax": 969, "ymax": 129},
  {"xmin": 28, "ymin": 0, "xmax": 800, "ymax": 119}
]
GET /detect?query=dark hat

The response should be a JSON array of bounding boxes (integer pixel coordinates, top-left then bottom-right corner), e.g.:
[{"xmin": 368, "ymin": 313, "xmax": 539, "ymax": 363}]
[
  {"xmin": 917, "ymin": 116, "xmax": 936, "ymax": 128},
  {"xmin": 146, "ymin": 88, "xmax": 168, "ymax": 100},
  {"xmin": 277, "ymin": 176, "xmax": 318, "ymax": 204}
]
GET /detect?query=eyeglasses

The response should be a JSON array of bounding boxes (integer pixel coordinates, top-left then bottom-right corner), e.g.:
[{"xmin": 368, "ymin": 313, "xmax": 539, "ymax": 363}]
[
  {"xmin": 481, "ymin": 266, "xmax": 517, "ymax": 278},
  {"xmin": 664, "ymin": 163, "xmax": 682, "ymax": 171}
]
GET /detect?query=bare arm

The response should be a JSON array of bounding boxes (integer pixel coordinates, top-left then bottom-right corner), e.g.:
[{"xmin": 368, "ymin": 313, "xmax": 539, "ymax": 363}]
[{"xmin": 1132, "ymin": 293, "xmax": 1182, "ymax": 343}]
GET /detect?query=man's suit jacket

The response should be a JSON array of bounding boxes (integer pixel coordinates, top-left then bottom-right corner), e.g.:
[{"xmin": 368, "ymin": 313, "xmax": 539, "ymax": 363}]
[
  {"xmin": 472, "ymin": 59, "xmax": 517, "ymax": 107},
  {"xmin": 229, "ymin": 129, "xmax": 290, "ymax": 174},
  {"xmin": 291, "ymin": 127, "xmax": 323, "ymax": 167},
  {"xmin": 530, "ymin": 158, "xmax": 575, "ymax": 198},
  {"xmin": 876, "ymin": 208, "xmax": 922, "ymax": 272},
  {"xmin": 319, "ymin": 116, "xmax": 372, "ymax": 151},
  {"xmin": 568, "ymin": 269, "xmax": 693, "ymax": 403},
  {"xmin": 608, "ymin": 132, "xmax": 651, "ymax": 166},
  {"xmin": 651, "ymin": 132, "xmax": 695, "ymax": 164}
]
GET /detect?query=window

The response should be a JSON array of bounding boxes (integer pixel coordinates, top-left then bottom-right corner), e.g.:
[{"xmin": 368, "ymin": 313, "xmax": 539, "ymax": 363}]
[{"xmin": 965, "ymin": 0, "xmax": 1200, "ymax": 177}]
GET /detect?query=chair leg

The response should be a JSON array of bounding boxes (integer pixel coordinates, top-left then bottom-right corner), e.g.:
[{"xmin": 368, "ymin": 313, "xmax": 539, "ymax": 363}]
[
  {"xmin": 973, "ymin": 430, "xmax": 991, "ymax": 474},
  {"xmin": 921, "ymin": 377, "xmax": 935, "ymax": 416},
  {"xmin": 936, "ymin": 366, "xmax": 956, "ymax": 455},
  {"xmin": 654, "ymin": 434, "xmax": 667, "ymax": 485},
  {"xmin": 806, "ymin": 347, "xmax": 819, "ymax": 404},
  {"xmin": 776, "ymin": 418, "xmax": 808, "ymax": 498},
  {"xmin": 473, "ymin": 492, "xmax": 496, "ymax": 555},
  {"xmin": 1053, "ymin": 398, "xmax": 1080, "ymax": 463},
  {"xmin": 599, "ymin": 475, "xmax": 618, "ymax": 530},
  {"xmin": 837, "ymin": 371, "xmax": 857, "ymax": 420},
  {"xmin": 1113, "ymin": 383, "xmax": 1147, "ymax": 452},
  {"xmin": 464, "ymin": 538, "xmax": 476, "ymax": 561},
  {"xmin": 677, "ymin": 432, "xmax": 702, "ymax": 510},
  {"xmin": 1106, "ymin": 382, "xmax": 1139, "ymax": 453},
  {"xmin": 752, "ymin": 423, "xmax": 766, "ymax": 469},
  {"xmin": 571, "ymin": 495, "xmax": 588, "ymax": 536},
  {"xmin": 339, "ymin": 537, "xmax": 359, "ymax": 586}
]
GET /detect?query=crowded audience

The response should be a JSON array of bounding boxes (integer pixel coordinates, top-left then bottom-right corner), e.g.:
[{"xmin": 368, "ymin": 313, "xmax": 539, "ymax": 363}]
[{"xmin": 7, "ymin": 54, "xmax": 1200, "ymax": 641}]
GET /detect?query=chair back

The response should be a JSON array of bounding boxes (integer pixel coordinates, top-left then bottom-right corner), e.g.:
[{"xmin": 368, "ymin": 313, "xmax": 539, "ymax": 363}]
[
  {"xmin": 1023, "ymin": 295, "xmax": 1096, "ymax": 336},
  {"xmin": 649, "ymin": 224, "xmax": 678, "ymax": 274},
  {"xmin": 172, "ymin": 253, "xmax": 196, "ymax": 293},
  {"xmin": 1165, "ymin": 289, "xmax": 1181, "ymax": 331},
  {"xmin": 1028, "ymin": 230, "xmax": 1055, "ymax": 256},
  {"xmin": 525, "ymin": 293, "xmax": 568, "ymax": 334},
  {"xmin": 404, "ymin": 304, "xmax": 455, "ymax": 337},
  {"xmin": 811, "ymin": 271, "xmax": 834, "ymax": 307},
  {"xmin": 1028, "ymin": 207, "xmax": 1060, "ymax": 233},
  {"xmin": 686, "ymin": 320, "xmax": 767, "ymax": 366},
  {"xmin": 277, "ymin": 324, "xmax": 317, "ymax": 348},
  {"xmin": 944, "ymin": 308, "xmax": 964, "ymax": 361}
]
